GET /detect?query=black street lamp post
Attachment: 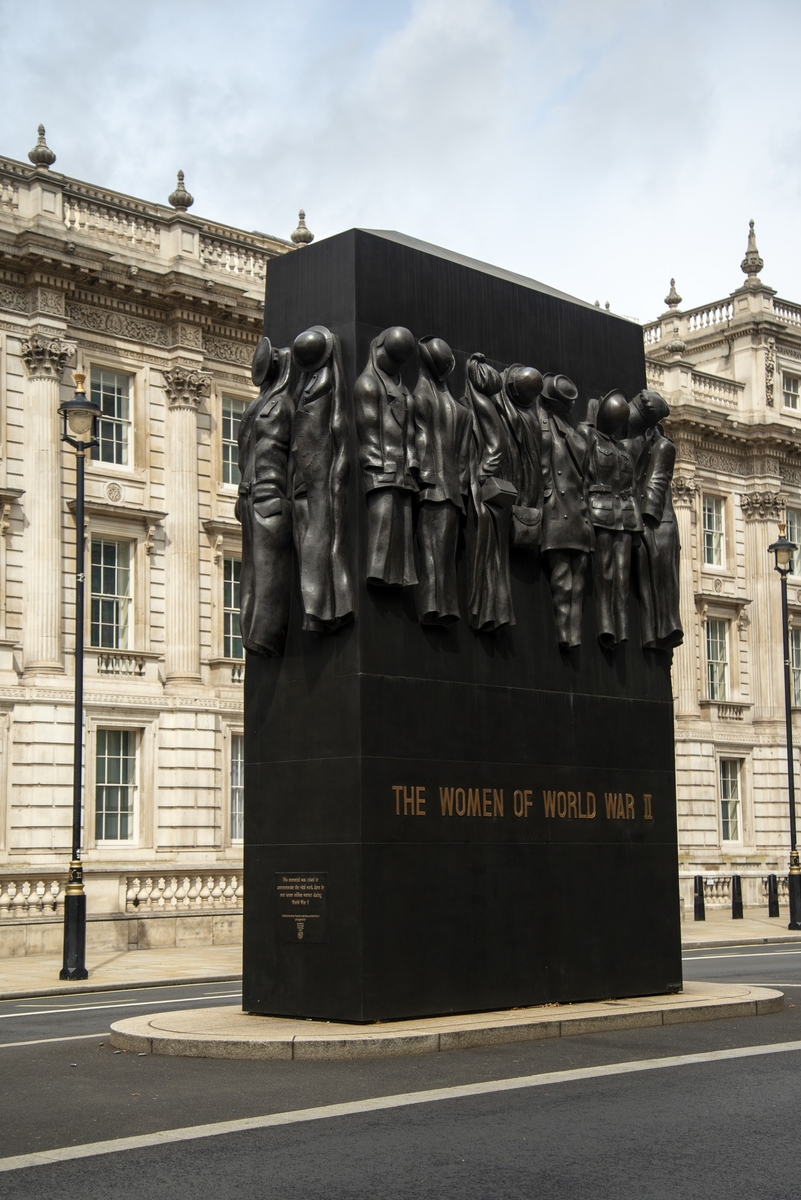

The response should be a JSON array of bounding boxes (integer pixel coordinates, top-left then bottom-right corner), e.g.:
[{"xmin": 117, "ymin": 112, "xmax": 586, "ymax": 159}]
[
  {"xmin": 58, "ymin": 372, "xmax": 101, "ymax": 980},
  {"xmin": 768, "ymin": 521, "xmax": 801, "ymax": 931}
]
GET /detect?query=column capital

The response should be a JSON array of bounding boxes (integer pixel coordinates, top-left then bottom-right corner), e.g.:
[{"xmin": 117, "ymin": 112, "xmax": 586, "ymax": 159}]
[
  {"xmin": 163, "ymin": 366, "xmax": 211, "ymax": 410},
  {"xmin": 21, "ymin": 334, "xmax": 74, "ymax": 380},
  {"xmin": 671, "ymin": 475, "xmax": 699, "ymax": 506},
  {"xmin": 740, "ymin": 490, "xmax": 785, "ymax": 522}
]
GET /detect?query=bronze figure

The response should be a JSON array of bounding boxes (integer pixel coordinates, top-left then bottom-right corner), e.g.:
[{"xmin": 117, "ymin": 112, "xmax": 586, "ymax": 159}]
[
  {"xmin": 580, "ymin": 390, "xmax": 642, "ymax": 648},
  {"xmin": 412, "ymin": 335, "xmax": 472, "ymax": 625},
  {"xmin": 539, "ymin": 373, "xmax": 593, "ymax": 649},
  {"xmin": 625, "ymin": 389, "xmax": 683, "ymax": 649},
  {"xmin": 236, "ymin": 337, "xmax": 294, "ymax": 657},
  {"xmin": 464, "ymin": 353, "xmax": 517, "ymax": 631},
  {"xmin": 354, "ymin": 326, "xmax": 419, "ymax": 587},
  {"xmin": 495, "ymin": 364, "xmax": 544, "ymax": 549},
  {"xmin": 291, "ymin": 326, "xmax": 354, "ymax": 634}
]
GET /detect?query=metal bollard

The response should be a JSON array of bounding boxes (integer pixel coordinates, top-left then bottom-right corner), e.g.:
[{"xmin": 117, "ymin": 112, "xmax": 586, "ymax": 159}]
[
  {"xmin": 731, "ymin": 874, "xmax": 744, "ymax": 919},
  {"xmin": 694, "ymin": 875, "xmax": 705, "ymax": 921},
  {"xmin": 768, "ymin": 874, "xmax": 780, "ymax": 918}
]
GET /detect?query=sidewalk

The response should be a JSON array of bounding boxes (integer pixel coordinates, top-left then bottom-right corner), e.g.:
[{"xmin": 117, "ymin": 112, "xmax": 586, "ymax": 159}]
[
  {"xmin": 0, "ymin": 944, "xmax": 241, "ymax": 1000},
  {"xmin": 0, "ymin": 913, "xmax": 798, "ymax": 1000}
]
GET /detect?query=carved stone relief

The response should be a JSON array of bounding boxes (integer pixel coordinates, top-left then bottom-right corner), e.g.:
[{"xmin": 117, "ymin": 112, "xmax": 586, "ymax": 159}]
[{"xmin": 740, "ymin": 490, "xmax": 785, "ymax": 521}]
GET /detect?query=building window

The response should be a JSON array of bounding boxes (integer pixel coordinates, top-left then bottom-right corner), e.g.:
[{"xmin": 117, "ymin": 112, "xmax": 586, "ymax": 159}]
[
  {"xmin": 231, "ymin": 733, "xmax": 244, "ymax": 843},
  {"xmin": 95, "ymin": 729, "xmax": 136, "ymax": 842},
  {"xmin": 222, "ymin": 397, "xmax": 246, "ymax": 485},
  {"xmin": 706, "ymin": 618, "xmax": 728, "ymax": 700},
  {"xmin": 719, "ymin": 758, "xmax": 742, "ymax": 843},
  {"xmin": 90, "ymin": 540, "xmax": 131, "ymax": 649},
  {"xmin": 783, "ymin": 373, "xmax": 800, "ymax": 410},
  {"xmin": 787, "ymin": 508, "xmax": 801, "ymax": 575},
  {"xmin": 793, "ymin": 628, "xmax": 801, "ymax": 707},
  {"xmin": 702, "ymin": 495, "xmax": 725, "ymax": 566},
  {"xmin": 223, "ymin": 557, "xmax": 243, "ymax": 659},
  {"xmin": 91, "ymin": 370, "xmax": 131, "ymax": 465}
]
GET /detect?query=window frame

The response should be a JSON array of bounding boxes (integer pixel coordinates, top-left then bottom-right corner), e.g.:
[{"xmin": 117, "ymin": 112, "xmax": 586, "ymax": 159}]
[
  {"xmin": 90, "ymin": 367, "xmax": 133, "ymax": 468},
  {"xmin": 718, "ymin": 756, "xmax": 743, "ymax": 845},
  {"xmin": 220, "ymin": 394, "xmax": 248, "ymax": 489},
  {"xmin": 783, "ymin": 372, "xmax": 800, "ymax": 411},
  {"xmin": 706, "ymin": 616, "xmax": 729, "ymax": 701},
  {"xmin": 230, "ymin": 731, "xmax": 244, "ymax": 845},
  {"xmin": 787, "ymin": 507, "xmax": 801, "ymax": 577},
  {"xmin": 93, "ymin": 726, "xmax": 138, "ymax": 845},
  {"xmin": 79, "ymin": 353, "xmax": 148, "ymax": 478},
  {"xmin": 702, "ymin": 493, "xmax": 726, "ymax": 568},
  {"xmin": 223, "ymin": 555, "xmax": 243, "ymax": 661},
  {"xmin": 90, "ymin": 537, "xmax": 133, "ymax": 651}
]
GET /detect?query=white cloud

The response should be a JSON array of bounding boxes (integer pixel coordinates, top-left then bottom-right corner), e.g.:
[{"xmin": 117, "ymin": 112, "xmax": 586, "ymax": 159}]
[{"xmin": 1, "ymin": 0, "xmax": 799, "ymax": 320}]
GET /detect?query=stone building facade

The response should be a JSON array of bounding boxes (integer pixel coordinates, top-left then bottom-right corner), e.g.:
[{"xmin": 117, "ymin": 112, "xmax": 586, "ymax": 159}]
[
  {"xmin": 644, "ymin": 224, "xmax": 801, "ymax": 914},
  {"xmin": 0, "ymin": 131, "xmax": 293, "ymax": 953}
]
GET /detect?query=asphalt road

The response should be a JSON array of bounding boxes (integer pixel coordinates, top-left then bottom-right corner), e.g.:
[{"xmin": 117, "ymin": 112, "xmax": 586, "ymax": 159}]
[{"xmin": 0, "ymin": 945, "xmax": 799, "ymax": 1199}]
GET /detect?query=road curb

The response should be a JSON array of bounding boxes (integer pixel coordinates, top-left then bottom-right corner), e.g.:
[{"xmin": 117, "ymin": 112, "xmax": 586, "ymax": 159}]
[
  {"xmin": 0, "ymin": 974, "xmax": 242, "ymax": 1002},
  {"xmin": 110, "ymin": 982, "xmax": 784, "ymax": 1061},
  {"xmin": 682, "ymin": 935, "xmax": 801, "ymax": 951}
]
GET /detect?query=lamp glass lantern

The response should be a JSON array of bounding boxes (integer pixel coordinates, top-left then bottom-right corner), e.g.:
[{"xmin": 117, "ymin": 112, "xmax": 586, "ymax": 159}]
[
  {"xmin": 58, "ymin": 372, "xmax": 101, "ymax": 447},
  {"xmin": 768, "ymin": 522, "xmax": 797, "ymax": 575}
]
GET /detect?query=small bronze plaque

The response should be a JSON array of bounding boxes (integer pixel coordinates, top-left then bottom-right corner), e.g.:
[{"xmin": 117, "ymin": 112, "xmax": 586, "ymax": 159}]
[{"xmin": 275, "ymin": 873, "xmax": 328, "ymax": 943}]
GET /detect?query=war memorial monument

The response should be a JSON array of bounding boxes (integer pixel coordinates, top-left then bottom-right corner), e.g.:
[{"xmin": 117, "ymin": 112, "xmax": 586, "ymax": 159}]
[{"xmin": 238, "ymin": 229, "xmax": 684, "ymax": 1022}]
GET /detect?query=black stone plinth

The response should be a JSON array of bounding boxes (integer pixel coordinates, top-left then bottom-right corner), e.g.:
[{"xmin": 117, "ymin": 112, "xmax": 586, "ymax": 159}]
[{"xmin": 243, "ymin": 230, "xmax": 682, "ymax": 1022}]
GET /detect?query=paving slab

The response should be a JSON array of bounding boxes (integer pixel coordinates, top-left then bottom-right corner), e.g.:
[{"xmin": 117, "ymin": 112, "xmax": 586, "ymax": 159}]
[{"xmin": 109, "ymin": 981, "xmax": 783, "ymax": 1061}]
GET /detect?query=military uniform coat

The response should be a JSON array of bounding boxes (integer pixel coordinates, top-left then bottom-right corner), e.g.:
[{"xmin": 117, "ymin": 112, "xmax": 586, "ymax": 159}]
[{"xmin": 539, "ymin": 404, "xmax": 594, "ymax": 554}]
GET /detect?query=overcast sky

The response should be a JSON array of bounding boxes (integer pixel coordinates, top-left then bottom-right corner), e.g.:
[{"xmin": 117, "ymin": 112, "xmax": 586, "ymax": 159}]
[{"xmin": 1, "ymin": 0, "xmax": 799, "ymax": 322}]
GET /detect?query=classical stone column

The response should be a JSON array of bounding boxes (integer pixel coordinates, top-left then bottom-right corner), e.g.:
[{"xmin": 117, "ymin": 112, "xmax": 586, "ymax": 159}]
[
  {"xmin": 21, "ymin": 334, "xmax": 74, "ymax": 673},
  {"xmin": 672, "ymin": 475, "xmax": 700, "ymax": 717},
  {"xmin": 742, "ymin": 491, "xmax": 785, "ymax": 722},
  {"xmin": 163, "ymin": 367, "xmax": 210, "ymax": 683}
]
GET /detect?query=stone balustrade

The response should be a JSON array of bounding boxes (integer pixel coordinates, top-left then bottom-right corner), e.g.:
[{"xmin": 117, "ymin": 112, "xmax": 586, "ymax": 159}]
[
  {"xmin": 200, "ymin": 231, "xmax": 269, "ymax": 282},
  {"xmin": 125, "ymin": 874, "xmax": 243, "ymax": 912},
  {"xmin": 95, "ymin": 652, "xmax": 147, "ymax": 677},
  {"xmin": 0, "ymin": 875, "xmax": 64, "ymax": 917},
  {"xmin": 773, "ymin": 299, "xmax": 801, "ymax": 326},
  {"xmin": 63, "ymin": 195, "xmax": 161, "ymax": 253},
  {"xmin": 691, "ymin": 371, "xmax": 741, "ymax": 408}
]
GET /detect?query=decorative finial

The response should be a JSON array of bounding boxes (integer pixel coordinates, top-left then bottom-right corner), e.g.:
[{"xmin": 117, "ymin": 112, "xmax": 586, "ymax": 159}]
[
  {"xmin": 291, "ymin": 209, "xmax": 314, "ymax": 247},
  {"xmin": 168, "ymin": 170, "xmax": 194, "ymax": 212},
  {"xmin": 666, "ymin": 321, "xmax": 686, "ymax": 356},
  {"xmin": 740, "ymin": 218, "xmax": 764, "ymax": 284},
  {"xmin": 604, "ymin": 301, "xmax": 610, "ymax": 311},
  {"xmin": 664, "ymin": 278, "xmax": 682, "ymax": 309},
  {"xmin": 28, "ymin": 124, "xmax": 56, "ymax": 168},
  {"xmin": 73, "ymin": 371, "xmax": 86, "ymax": 393}
]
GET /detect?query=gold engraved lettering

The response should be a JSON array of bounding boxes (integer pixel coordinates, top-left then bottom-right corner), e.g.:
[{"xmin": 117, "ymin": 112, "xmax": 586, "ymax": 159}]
[
  {"xmin": 416, "ymin": 786, "xmax": 426, "ymax": 816},
  {"xmin": 403, "ymin": 786, "xmax": 416, "ymax": 816},
  {"xmin": 586, "ymin": 791, "xmax": 596, "ymax": 819},
  {"xmin": 567, "ymin": 791, "xmax": 578, "ymax": 819},
  {"xmin": 440, "ymin": 787, "xmax": 454, "ymax": 816},
  {"xmin": 643, "ymin": 793, "xmax": 653, "ymax": 820},
  {"xmin": 493, "ymin": 789, "xmax": 504, "ymax": 818},
  {"xmin": 393, "ymin": 785, "xmax": 403, "ymax": 816},
  {"xmin": 455, "ymin": 788, "xmax": 466, "ymax": 817},
  {"xmin": 467, "ymin": 788, "xmax": 481, "ymax": 817},
  {"xmin": 626, "ymin": 793, "xmax": 635, "ymax": 820},
  {"xmin": 542, "ymin": 790, "xmax": 556, "ymax": 818},
  {"xmin": 483, "ymin": 788, "xmax": 492, "ymax": 817},
  {"xmin": 557, "ymin": 790, "xmax": 567, "ymax": 818}
]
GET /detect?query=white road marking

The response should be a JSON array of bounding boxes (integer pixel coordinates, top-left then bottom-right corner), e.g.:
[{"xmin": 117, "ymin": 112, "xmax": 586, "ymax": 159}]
[
  {"xmin": 0, "ymin": 993, "xmax": 240, "ymax": 1020},
  {"xmin": 2, "ymin": 1038, "xmax": 801, "ymax": 1174},
  {"xmin": 0, "ymin": 1032, "xmax": 109, "ymax": 1050},
  {"xmin": 684, "ymin": 950, "xmax": 801, "ymax": 961}
]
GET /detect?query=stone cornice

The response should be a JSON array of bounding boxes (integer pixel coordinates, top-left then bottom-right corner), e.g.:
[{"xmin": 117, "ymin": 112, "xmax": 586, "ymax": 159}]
[{"xmin": 20, "ymin": 334, "xmax": 74, "ymax": 379}]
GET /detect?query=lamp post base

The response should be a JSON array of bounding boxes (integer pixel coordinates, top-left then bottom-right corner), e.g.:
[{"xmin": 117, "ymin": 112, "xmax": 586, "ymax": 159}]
[
  {"xmin": 788, "ymin": 860, "xmax": 801, "ymax": 932},
  {"xmin": 60, "ymin": 862, "xmax": 88, "ymax": 980}
]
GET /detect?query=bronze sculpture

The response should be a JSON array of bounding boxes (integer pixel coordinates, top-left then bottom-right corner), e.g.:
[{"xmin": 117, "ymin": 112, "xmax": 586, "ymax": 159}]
[
  {"xmin": 495, "ymin": 364, "xmax": 544, "ymax": 549},
  {"xmin": 539, "ymin": 373, "xmax": 594, "ymax": 649},
  {"xmin": 464, "ymin": 353, "xmax": 517, "ymax": 631},
  {"xmin": 411, "ymin": 336, "xmax": 472, "ymax": 625},
  {"xmin": 291, "ymin": 326, "xmax": 354, "ymax": 634},
  {"xmin": 625, "ymin": 390, "xmax": 683, "ymax": 649},
  {"xmin": 236, "ymin": 337, "xmax": 294, "ymax": 657},
  {"xmin": 580, "ymin": 390, "xmax": 642, "ymax": 648},
  {"xmin": 354, "ymin": 327, "xmax": 419, "ymax": 587}
]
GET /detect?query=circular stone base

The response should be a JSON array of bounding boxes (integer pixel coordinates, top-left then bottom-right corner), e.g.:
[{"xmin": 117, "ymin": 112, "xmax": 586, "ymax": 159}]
[{"xmin": 110, "ymin": 981, "xmax": 783, "ymax": 1061}]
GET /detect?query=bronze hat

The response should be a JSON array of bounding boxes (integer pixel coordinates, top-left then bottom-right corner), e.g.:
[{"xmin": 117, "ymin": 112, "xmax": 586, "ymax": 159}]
[
  {"xmin": 541, "ymin": 373, "xmax": 579, "ymax": 403},
  {"xmin": 251, "ymin": 336, "xmax": 274, "ymax": 388},
  {"xmin": 418, "ymin": 335, "xmax": 455, "ymax": 381},
  {"xmin": 292, "ymin": 325, "xmax": 334, "ymax": 373}
]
